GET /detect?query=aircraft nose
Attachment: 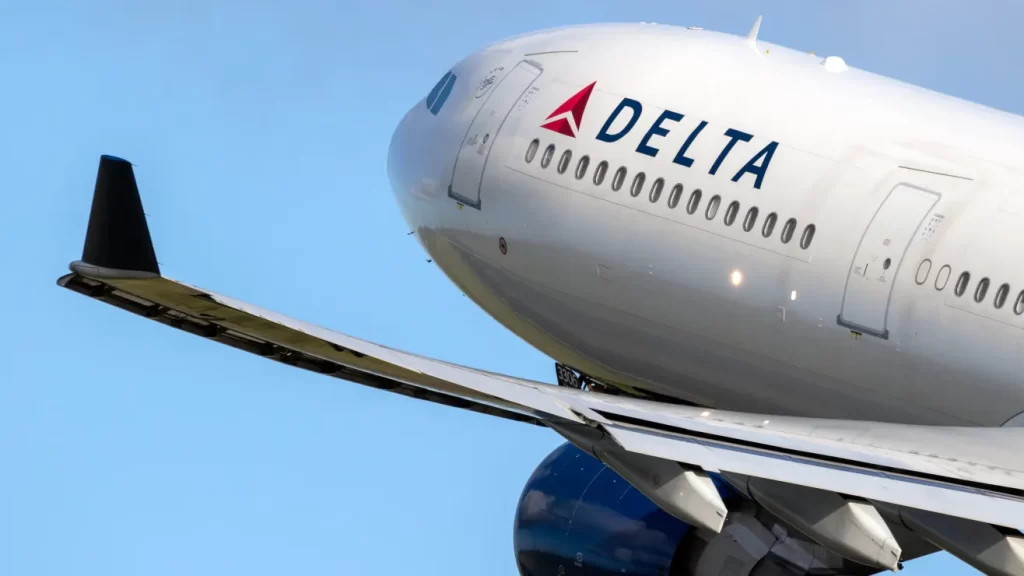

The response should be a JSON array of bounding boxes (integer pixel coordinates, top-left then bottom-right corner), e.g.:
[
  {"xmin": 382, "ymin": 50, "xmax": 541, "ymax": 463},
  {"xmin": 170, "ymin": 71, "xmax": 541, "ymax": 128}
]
[
  {"xmin": 387, "ymin": 105, "xmax": 423, "ymax": 197},
  {"xmin": 388, "ymin": 67, "xmax": 468, "ymax": 223},
  {"xmin": 388, "ymin": 101, "xmax": 449, "ymax": 207},
  {"xmin": 386, "ymin": 108, "xmax": 415, "ymax": 200}
]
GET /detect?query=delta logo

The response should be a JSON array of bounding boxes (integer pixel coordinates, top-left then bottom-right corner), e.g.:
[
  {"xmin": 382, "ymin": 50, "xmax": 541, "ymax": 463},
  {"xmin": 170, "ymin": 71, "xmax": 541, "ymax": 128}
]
[
  {"xmin": 540, "ymin": 81, "xmax": 596, "ymax": 138},
  {"xmin": 539, "ymin": 81, "xmax": 779, "ymax": 190}
]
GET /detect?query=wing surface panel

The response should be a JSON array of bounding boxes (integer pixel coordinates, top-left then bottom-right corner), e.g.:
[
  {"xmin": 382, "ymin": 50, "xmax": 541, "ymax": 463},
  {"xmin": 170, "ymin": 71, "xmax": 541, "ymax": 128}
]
[{"xmin": 58, "ymin": 155, "xmax": 1024, "ymax": 542}]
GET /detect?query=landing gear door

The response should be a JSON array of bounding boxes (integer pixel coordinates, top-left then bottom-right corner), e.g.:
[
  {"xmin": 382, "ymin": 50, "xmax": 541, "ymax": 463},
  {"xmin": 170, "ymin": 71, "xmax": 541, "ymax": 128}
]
[
  {"xmin": 838, "ymin": 184, "xmax": 939, "ymax": 339},
  {"xmin": 449, "ymin": 60, "xmax": 543, "ymax": 209}
]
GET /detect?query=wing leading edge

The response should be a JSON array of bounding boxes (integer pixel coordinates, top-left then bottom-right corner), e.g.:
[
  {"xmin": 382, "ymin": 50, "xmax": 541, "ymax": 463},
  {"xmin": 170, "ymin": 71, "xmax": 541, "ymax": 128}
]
[{"xmin": 59, "ymin": 156, "xmax": 1024, "ymax": 573}]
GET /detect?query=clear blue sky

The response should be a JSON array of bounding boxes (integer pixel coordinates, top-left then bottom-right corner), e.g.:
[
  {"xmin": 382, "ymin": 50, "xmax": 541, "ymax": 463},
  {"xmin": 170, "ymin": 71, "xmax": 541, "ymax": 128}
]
[{"xmin": 3, "ymin": 1, "xmax": 1019, "ymax": 574}]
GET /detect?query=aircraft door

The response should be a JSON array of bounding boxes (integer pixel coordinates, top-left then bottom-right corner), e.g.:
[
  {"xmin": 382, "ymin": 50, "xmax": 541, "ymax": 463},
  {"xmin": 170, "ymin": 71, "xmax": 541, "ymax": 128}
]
[
  {"xmin": 449, "ymin": 60, "xmax": 542, "ymax": 209},
  {"xmin": 838, "ymin": 184, "xmax": 939, "ymax": 339}
]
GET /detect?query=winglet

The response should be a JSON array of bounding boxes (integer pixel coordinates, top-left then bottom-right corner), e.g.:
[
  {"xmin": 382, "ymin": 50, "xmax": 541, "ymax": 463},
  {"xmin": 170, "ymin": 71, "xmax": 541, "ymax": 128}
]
[
  {"xmin": 746, "ymin": 15, "xmax": 762, "ymax": 46},
  {"xmin": 75, "ymin": 155, "xmax": 161, "ymax": 277}
]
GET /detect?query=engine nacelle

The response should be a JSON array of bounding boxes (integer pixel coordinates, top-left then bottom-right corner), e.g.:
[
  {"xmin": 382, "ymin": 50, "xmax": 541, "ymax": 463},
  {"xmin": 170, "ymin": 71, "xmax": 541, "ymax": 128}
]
[{"xmin": 513, "ymin": 442, "xmax": 880, "ymax": 576}]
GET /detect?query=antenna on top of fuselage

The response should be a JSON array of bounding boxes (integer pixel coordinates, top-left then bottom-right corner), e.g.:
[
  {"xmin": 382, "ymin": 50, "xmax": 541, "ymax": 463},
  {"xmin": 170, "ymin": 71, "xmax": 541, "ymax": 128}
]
[{"xmin": 746, "ymin": 15, "xmax": 762, "ymax": 47}]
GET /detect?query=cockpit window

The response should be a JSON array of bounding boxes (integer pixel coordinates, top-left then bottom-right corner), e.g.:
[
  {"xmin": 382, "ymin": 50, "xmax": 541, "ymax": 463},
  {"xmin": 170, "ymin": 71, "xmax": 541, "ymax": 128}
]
[{"xmin": 426, "ymin": 71, "xmax": 457, "ymax": 116}]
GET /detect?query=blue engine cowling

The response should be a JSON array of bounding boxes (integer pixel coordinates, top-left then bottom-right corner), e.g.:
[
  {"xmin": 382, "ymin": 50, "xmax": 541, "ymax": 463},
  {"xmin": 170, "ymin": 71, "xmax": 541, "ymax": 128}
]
[{"xmin": 513, "ymin": 442, "xmax": 879, "ymax": 576}]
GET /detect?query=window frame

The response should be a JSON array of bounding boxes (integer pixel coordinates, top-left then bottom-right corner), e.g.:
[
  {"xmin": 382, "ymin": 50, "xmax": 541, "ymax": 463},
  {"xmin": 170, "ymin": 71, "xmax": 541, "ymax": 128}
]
[{"xmin": 705, "ymin": 195, "xmax": 721, "ymax": 220}]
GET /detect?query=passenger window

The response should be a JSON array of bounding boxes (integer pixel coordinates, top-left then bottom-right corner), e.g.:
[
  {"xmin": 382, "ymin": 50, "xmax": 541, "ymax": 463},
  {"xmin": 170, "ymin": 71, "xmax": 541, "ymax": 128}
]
[
  {"xmin": 935, "ymin": 265, "xmax": 951, "ymax": 291},
  {"xmin": 525, "ymin": 139, "xmax": 540, "ymax": 163},
  {"xmin": 593, "ymin": 161, "xmax": 608, "ymax": 186},
  {"xmin": 705, "ymin": 195, "xmax": 721, "ymax": 220},
  {"xmin": 954, "ymin": 272, "xmax": 971, "ymax": 297},
  {"xmin": 667, "ymin": 184, "xmax": 684, "ymax": 209},
  {"xmin": 762, "ymin": 212, "xmax": 777, "ymax": 237},
  {"xmin": 915, "ymin": 259, "xmax": 932, "ymax": 285},
  {"xmin": 995, "ymin": 283, "xmax": 1010, "ymax": 309},
  {"xmin": 540, "ymin": 145, "xmax": 556, "ymax": 169},
  {"xmin": 743, "ymin": 207, "xmax": 759, "ymax": 232},
  {"xmin": 426, "ymin": 71, "xmax": 456, "ymax": 116},
  {"xmin": 723, "ymin": 201, "xmax": 740, "ymax": 226},
  {"xmin": 649, "ymin": 178, "xmax": 665, "ymax": 203},
  {"xmin": 611, "ymin": 167, "xmax": 627, "ymax": 191},
  {"xmin": 780, "ymin": 218, "xmax": 797, "ymax": 244},
  {"xmin": 630, "ymin": 172, "xmax": 646, "ymax": 198},
  {"xmin": 557, "ymin": 150, "xmax": 572, "ymax": 174},
  {"xmin": 974, "ymin": 277, "xmax": 990, "ymax": 303},
  {"xmin": 575, "ymin": 155, "xmax": 590, "ymax": 180},
  {"xmin": 1015, "ymin": 291, "xmax": 1024, "ymax": 315},
  {"xmin": 799, "ymin": 224, "xmax": 816, "ymax": 250},
  {"xmin": 686, "ymin": 189, "xmax": 702, "ymax": 215}
]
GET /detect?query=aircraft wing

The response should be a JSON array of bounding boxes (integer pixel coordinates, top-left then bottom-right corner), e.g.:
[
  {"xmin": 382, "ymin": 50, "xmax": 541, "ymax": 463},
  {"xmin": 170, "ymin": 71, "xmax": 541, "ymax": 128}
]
[{"xmin": 59, "ymin": 156, "xmax": 1024, "ymax": 571}]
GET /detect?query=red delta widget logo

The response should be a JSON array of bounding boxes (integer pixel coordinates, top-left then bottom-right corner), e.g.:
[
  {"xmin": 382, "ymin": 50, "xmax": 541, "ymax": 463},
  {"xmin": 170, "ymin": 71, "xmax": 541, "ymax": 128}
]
[
  {"xmin": 540, "ymin": 81, "xmax": 779, "ymax": 190},
  {"xmin": 540, "ymin": 81, "xmax": 596, "ymax": 138}
]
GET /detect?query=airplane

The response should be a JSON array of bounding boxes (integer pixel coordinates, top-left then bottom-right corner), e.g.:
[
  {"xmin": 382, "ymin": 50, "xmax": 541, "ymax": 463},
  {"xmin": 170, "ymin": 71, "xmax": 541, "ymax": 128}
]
[{"xmin": 56, "ymin": 16, "xmax": 1024, "ymax": 576}]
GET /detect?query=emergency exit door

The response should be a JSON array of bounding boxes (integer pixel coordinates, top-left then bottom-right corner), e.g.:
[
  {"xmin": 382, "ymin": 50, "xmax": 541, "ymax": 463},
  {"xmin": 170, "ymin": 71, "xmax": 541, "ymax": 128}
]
[
  {"xmin": 838, "ymin": 184, "xmax": 939, "ymax": 339},
  {"xmin": 448, "ymin": 60, "xmax": 542, "ymax": 209}
]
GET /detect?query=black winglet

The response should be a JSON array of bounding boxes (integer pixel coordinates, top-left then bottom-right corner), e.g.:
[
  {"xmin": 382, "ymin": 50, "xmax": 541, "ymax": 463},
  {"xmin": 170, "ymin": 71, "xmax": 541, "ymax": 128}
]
[{"xmin": 79, "ymin": 155, "xmax": 160, "ymax": 276}]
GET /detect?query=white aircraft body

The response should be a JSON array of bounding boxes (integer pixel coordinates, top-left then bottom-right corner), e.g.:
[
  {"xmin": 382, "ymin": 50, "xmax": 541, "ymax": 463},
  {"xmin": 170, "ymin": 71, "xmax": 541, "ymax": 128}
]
[{"xmin": 59, "ymin": 20, "xmax": 1024, "ymax": 576}]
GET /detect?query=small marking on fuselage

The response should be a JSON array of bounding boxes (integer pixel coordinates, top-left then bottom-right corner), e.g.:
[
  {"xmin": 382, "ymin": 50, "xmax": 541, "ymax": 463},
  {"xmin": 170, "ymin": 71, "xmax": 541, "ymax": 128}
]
[{"xmin": 898, "ymin": 165, "xmax": 973, "ymax": 181}]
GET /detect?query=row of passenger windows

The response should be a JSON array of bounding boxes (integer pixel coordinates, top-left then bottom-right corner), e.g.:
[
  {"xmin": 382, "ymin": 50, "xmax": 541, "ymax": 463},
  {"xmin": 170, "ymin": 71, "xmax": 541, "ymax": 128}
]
[
  {"xmin": 916, "ymin": 259, "xmax": 1024, "ymax": 314},
  {"xmin": 525, "ymin": 139, "xmax": 816, "ymax": 250}
]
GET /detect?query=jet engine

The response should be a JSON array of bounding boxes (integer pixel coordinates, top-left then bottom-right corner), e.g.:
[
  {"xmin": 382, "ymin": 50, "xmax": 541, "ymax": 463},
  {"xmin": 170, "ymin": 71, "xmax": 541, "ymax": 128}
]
[{"xmin": 513, "ymin": 442, "xmax": 884, "ymax": 576}]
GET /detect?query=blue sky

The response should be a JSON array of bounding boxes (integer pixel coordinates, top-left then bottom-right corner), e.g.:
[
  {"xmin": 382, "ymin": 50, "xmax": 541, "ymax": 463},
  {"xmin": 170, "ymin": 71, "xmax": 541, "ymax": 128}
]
[{"xmin": 3, "ymin": 1, "xmax": 1019, "ymax": 574}]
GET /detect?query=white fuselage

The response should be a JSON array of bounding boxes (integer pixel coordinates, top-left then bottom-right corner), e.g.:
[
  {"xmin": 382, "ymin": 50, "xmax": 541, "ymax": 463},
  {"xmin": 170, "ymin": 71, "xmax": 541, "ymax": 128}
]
[{"xmin": 387, "ymin": 24, "xmax": 1024, "ymax": 426}]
